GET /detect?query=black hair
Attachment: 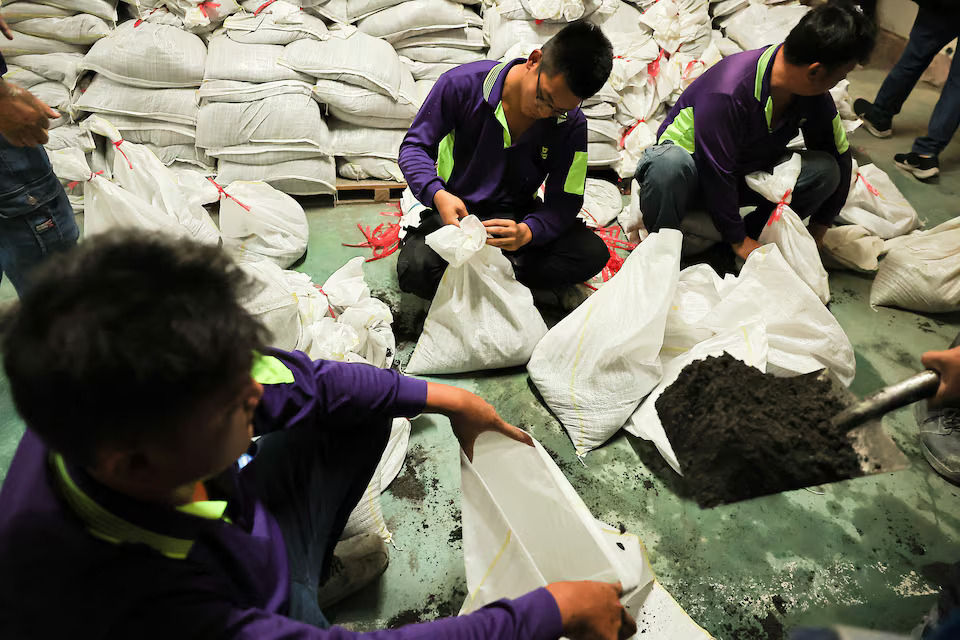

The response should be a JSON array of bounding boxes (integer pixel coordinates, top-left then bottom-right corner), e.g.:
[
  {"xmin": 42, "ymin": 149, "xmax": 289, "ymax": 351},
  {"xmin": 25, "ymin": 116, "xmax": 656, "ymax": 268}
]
[
  {"xmin": 2, "ymin": 232, "xmax": 268, "ymax": 466},
  {"xmin": 540, "ymin": 20, "xmax": 614, "ymax": 100},
  {"xmin": 783, "ymin": 0, "xmax": 876, "ymax": 69}
]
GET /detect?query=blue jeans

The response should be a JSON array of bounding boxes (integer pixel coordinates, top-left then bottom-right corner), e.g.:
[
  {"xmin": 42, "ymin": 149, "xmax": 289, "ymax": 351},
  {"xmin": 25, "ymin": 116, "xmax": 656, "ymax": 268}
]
[
  {"xmin": 634, "ymin": 144, "xmax": 841, "ymax": 243},
  {"xmin": 873, "ymin": 8, "xmax": 960, "ymax": 156},
  {"xmin": 0, "ymin": 135, "xmax": 79, "ymax": 295}
]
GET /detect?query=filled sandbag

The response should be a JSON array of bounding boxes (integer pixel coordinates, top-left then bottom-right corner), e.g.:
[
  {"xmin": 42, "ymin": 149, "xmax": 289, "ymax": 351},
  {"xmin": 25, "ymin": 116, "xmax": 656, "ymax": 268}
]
[
  {"xmin": 327, "ymin": 121, "xmax": 404, "ymax": 159},
  {"xmin": 356, "ymin": 0, "xmax": 482, "ymax": 44},
  {"xmin": 216, "ymin": 156, "xmax": 336, "ymax": 195},
  {"xmin": 312, "ymin": 71, "xmax": 418, "ymax": 128},
  {"xmin": 205, "ymin": 36, "xmax": 313, "ymax": 84},
  {"xmin": 74, "ymin": 76, "xmax": 200, "ymax": 125},
  {"xmin": 195, "ymin": 94, "xmax": 330, "ymax": 151},
  {"xmin": 13, "ymin": 15, "xmax": 112, "ymax": 45},
  {"xmin": 0, "ymin": 31, "xmax": 86, "ymax": 57},
  {"xmin": 219, "ymin": 179, "xmax": 310, "ymax": 268},
  {"xmin": 31, "ymin": 0, "xmax": 118, "ymax": 21},
  {"xmin": 6, "ymin": 52, "xmax": 83, "ymax": 88}
]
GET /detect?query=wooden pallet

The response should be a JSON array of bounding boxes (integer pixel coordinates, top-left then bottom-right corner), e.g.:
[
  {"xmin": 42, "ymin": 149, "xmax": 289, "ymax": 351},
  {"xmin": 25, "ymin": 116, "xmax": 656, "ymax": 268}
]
[{"xmin": 335, "ymin": 178, "xmax": 406, "ymax": 204}]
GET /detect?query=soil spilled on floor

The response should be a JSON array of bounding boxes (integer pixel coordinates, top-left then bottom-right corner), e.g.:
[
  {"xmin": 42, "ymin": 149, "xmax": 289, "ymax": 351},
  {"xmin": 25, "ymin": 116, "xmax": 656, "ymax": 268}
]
[{"xmin": 656, "ymin": 354, "xmax": 860, "ymax": 508}]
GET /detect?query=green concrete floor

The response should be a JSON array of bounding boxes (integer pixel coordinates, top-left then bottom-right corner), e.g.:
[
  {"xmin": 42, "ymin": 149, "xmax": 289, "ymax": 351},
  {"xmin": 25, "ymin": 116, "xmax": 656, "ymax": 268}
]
[{"xmin": 0, "ymin": 68, "xmax": 958, "ymax": 639}]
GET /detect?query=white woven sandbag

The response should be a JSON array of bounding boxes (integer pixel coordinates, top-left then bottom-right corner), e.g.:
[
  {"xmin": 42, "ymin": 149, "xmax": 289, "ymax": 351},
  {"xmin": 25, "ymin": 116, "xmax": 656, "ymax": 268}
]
[
  {"xmin": 0, "ymin": 31, "xmax": 85, "ymax": 57},
  {"xmin": 75, "ymin": 76, "xmax": 200, "ymax": 125},
  {"xmin": 484, "ymin": 5, "xmax": 564, "ymax": 59},
  {"xmin": 319, "ymin": 255, "xmax": 370, "ymax": 312},
  {"xmin": 81, "ymin": 21, "xmax": 207, "ymax": 88},
  {"xmin": 337, "ymin": 157, "xmax": 404, "ymax": 182},
  {"xmin": 700, "ymin": 245, "xmax": 855, "ymax": 384},
  {"xmin": 177, "ymin": 0, "xmax": 241, "ymax": 31},
  {"xmin": 405, "ymin": 216, "xmax": 548, "ymax": 375},
  {"xmin": 219, "ymin": 180, "xmax": 309, "ymax": 268},
  {"xmin": 197, "ymin": 79, "xmax": 317, "ymax": 105},
  {"xmin": 205, "ymin": 37, "xmax": 312, "ymax": 84},
  {"xmin": 7, "ymin": 52, "xmax": 83, "ymax": 88},
  {"xmin": 237, "ymin": 259, "xmax": 308, "ymax": 349},
  {"xmin": 328, "ymin": 121, "xmax": 404, "ymax": 160},
  {"xmin": 139, "ymin": 143, "xmax": 214, "ymax": 169},
  {"xmin": 587, "ymin": 141, "xmax": 618, "ymax": 167},
  {"xmin": 723, "ymin": 2, "xmax": 808, "ymax": 51},
  {"xmin": 746, "ymin": 154, "xmax": 830, "ymax": 304},
  {"xmin": 206, "ymin": 144, "xmax": 326, "ymax": 165},
  {"xmin": 196, "ymin": 94, "xmax": 330, "ymax": 151},
  {"xmin": 106, "ymin": 115, "xmax": 196, "ymax": 147},
  {"xmin": 608, "ymin": 35, "xmax": 659, "ymax": 89},
  {"xmin": 49, "ymin": 147, "xmax": 194, "ymax": 240},
  {"xmin": 32, "ymin": 0, "xmax": 118, "ymax": 21},
  {"xmin": 357, "ymin": 0, "xmax": 481, "ymax": 44},
  {"xmin": 587, "ymin": 118, "xmax": 619, "ymax": 144},
  {"xmin": 45, "ymin": 124, "xmax": 96, "ymax": 152},
  {"xmin": 312, "ymin": 73, "xmax": 418, "ymax": 128},
  {"xmin": 528, "ymin": 230, "xmax": 682, "ymax": 456},
  {"xmin": 3, "ymin": 64, "xmax": 47, "ymax": 89},
  {"xmin": 13, "ymin": 15, "xmax": 111, "ymax": 45},
  {"xmin": 400, "ymin": 57, "xmax": 458, "ymax": 82},
  {"xmin": 1, "ymin": 3, "xmax": 75, "ymax": 22},
  {"xmin": 392, "ymin": 25, "xmax": 484, "ymax": 49},
  {"xmin": 335, "ymin": 297, "xmax": 396, "ymax": 368},
  {"xmin": 624, "ymin": 321, "xmax": 768, "ymax": 475},
  {"xmin": 616, "ymin": 82, "xmax": 659, "ymax": 124},
  {"xmin": 600, "ymin": 0, "xmax": 642, "ymax": 35},
  {"xmin": 637, "ymin": 0, "xmax": 709, "ymax": 55},
  {"xmin": 837, "ymin": 163, "xmax": 919, "ymax": 240},
  {"xmin": 225, "ymin": 2, "xmax": 329, "ymax": 44},
  {"xmin": 280, "ymin": 28, "xmax": 404, "ymax": 99},
  {"xmin": 394, "ymin": 45, "xmax": 484, "ymax": 64},
  {"xmin": 580, "ymin": 178, "xmax": 622, "ymax": 227},
  {"xmin": 617, "ymin": 118, "xmax": 658, "ymax": 179},
  {"xmin": 28, "ymin": 80, "xmax": 71, "ymax": 114},
  {"xmin": 216, "ymin": 156, "xmax": 336, "ymax": 196},
  {"xmin": 821, "ymin": 225, "xmax": 883, "ymax": 273},
  {"xmin": 870, "ymin": 218, "xmax": 960, "ymax": 313}
]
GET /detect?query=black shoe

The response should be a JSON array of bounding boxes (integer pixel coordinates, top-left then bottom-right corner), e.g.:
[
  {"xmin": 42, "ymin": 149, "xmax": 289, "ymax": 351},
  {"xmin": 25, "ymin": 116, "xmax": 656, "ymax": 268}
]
[
  {"xmin": 853, "ymin": 99, "xmax": 893, "ymax": 138},
  {"xmin": 916, "ymin": 402, "xmax": 960, "ymax": 485},
  {"xmin": 894, "ymin": 151, "xmax": 940, "ymax": 180}
]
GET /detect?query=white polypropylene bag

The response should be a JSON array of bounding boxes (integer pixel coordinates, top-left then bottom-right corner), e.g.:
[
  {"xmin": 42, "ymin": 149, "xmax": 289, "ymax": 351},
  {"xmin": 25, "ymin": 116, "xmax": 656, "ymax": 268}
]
[
  {"xmin": 237, "ymin": 259, "xmax": 316, "ymax": 350},
  {"xmin": 0, "ymin": 31, "xmax": 85, "ymax": 57},
  {"xmin": 580, "ymin": 178, "xmax": 622, "ymax": 228},
  {"xmin": 198, "ymin": 78, "xmax": 317, "ymax": 105},
  {"xmin": 196, "ymin": 94, "xmax": 330, "ymax": 151},
  {"xmin": 313, "ymin": 76, "xmax": 418, "ymax": 128},
  {"xmin": 405, "ymin": 215, "xmax": 548, "ymax": 375},
  {"xmin": 215, "ymin": 157, "xmax": 337, "ymax": 196},
  {"xmin": 619, "ymin": 178, "xmax": 649, "ymax": 243},
  {"xmin": 838, "ymin": 163, "xmax": 920, "ymax": 240},
  {"xmin": 701, "ymin": 245, "xmax": 855, "ymax": 384},
  {"xmin": 85, "ymin": 116, "xmax": 219, "ymax": 245},
  {"xmin": 527, "ymin": 230, "xmax": 682, "ymax": 456},
  {"xmin": 105, "ymin": 115, "xmax": 196, "ymax": 147},
  {"xmin": 205, "ymin": 37, "xmax": 313, "ymax": 84},
  {"xmin": 337, "ymin": 157, "xmax": 404, "ymax": 181},
  {"xmin": 327, "ymin": 121, "xmax": 404, "ymax": 159},
  {"xmin": 723, "ymin": 3, "xmax": 809, "ymax": 52},
  {"xmin": 13, "ymin": 14, "xmax": 111, "ymax": 45},
  {"xmin": 7, "ymin": 52, "xmax": 84, "ymax": 88},
  {"xmin": 356, "ymin": 0, "xmax": 481, "ymax": 44},
  {"xmin": 335, "ymin": 297, "xmax": 396, "ymax": 369},
  {"xmin": 747, "ymin": 154, "xmax": 830, "ymax": 304},
  {"xmin": 624, "ymin": 321, "xmax": 769, "ymax": 475},
  {"xmin": 225, "ymin": 2, "xmax": 330, "ymax": 44},
  {"xmin": 320, "ymin": 256, "xmax": 370, "ymax": 312},
  {"xmin": 48, "ymin": 147, "xmax": 193, "ymax": 240},
  {"xmin": 617, "ymin": 118, "xmax": 658, "ymax": 179},
  {"xmin": 483, "ymin": 5, "xmax": 564, "ymax": 60},
  {"xmin": 74, "ymin": 76, "xmax": 200, "ymax": 125},
  {"xmin": 870, "ymin": 218, "xmax": 960, "ymax": 313},
  {"xmin": 34, "ymin": 0, "xmax": 119, "ymax": 21},
  {"xmin": 822, "ymin": 225, "xmax": 883, "ymax": 272},
  {"xmin": 80, "ymin": 21, "xmax": 207, "ymax": 88},
  {"xmin": 219, "ymin": 180, "xmax": 309, "ymax": 268}
]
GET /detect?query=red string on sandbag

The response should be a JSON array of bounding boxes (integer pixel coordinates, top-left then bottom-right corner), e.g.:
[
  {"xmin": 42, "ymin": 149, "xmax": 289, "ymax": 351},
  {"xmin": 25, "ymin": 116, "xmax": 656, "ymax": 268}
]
[
  {"xmin": 254, "ymin": 0, "xmax": 277, "ymax": 14},
  {"xmin": 768, "ymin": 188, "xmax": 792, "ymax": 226},
  {"xmin": 618, "ymin": 118, "xmax": 645, "ymax": 149},
  {"xmin": 113, "ymin": 140, "xmax": 133, "ymax": 170},
  {"xmin": 207, "ymin": 177, "xmax": 252, "ymax": 211},
  {"xmin": 67, "ymin": 170, "xmax": 104, "ymax": 189},
  {"xmin": 648, "ymin": 49, "xmax": 666, "ymax": 79},
  {"xmin": 134, "ymin": 7, "xmax": 159, "ymax": 26},
  {"xmin": 198, "ymin": 1, "xmax": 220, "ymax": 18},
  {"xmin": 592, "ymin": 225, "xmax": 638, "ymax": 284},
  {"xmin": 342, "ymin": 205, "xmax": 403, "ymax": 262},
  {"xmin": 856, "ymin": 173, "xmax": 880, "ymax": 197},
  {"xmin": 314, "ymin": 286, "xmax": 338, "ymax": 319},
  {"xmin": 682, "ymin": 59, "xmax": 704, "ymax": 81}
]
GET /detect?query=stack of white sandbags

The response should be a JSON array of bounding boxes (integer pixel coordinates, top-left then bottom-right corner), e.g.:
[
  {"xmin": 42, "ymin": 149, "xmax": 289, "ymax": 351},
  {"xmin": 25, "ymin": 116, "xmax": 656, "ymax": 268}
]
[
  {"xmin": 118, "ymin": 0, "xmax": 241, "ymax": 35},
  {"xmin": 73, "ymin": 17, "xmax": 212, "ymax": 171},
  {"xmin": 200, "ymin": 0, "xmax": 336, "ymax": 193},
  {"xmin": 279, "ymin": 24, "xmax": 419, "ymax": 183},
  {"xmin": 718, "ymin": 0, "xmax": 808, "ymax": 52},
  {"xmin": 1, "ymin": 0, "xmax": 117, "ymax": 128}
]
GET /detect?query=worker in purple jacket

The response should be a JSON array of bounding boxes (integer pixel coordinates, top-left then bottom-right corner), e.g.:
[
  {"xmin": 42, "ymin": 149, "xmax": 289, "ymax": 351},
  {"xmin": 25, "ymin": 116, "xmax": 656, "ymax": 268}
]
[
  {"xmin": 397, "ymin": 21, "xmax": 612, "ymax": 304},
  {"xmin": 634, "ymin": 0, "xmax": 875, "ymax": 261},
  {"xmin": 0, "ymin": 232, "xmax": 636, "ymax": 640}
]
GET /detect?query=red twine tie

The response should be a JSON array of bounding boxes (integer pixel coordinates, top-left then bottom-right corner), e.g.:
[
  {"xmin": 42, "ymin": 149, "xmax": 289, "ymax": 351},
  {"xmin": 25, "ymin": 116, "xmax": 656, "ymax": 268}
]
[
  {"xmin": 589, "ymin": 225, "xmax": 638, "ymax": 285},
  {"xmin": 198, "ymin": 1, "xmax": 220, "ymax": 18},
  {"xmin": 619, "ymin": 118, "xmax": 645, "ymax": 149},
  {"xmin": 254, "ymin": 0, "xmax": 277, "ymax": 14},
  {"xmin": 648, "ymin": 49, "xmax": 666, "ymax": 79},
  {"xmin": 113, "ymin": 140, "xmax": 133, "ymax": 170},
  {"xmin": 768, "ymin": 188, "xmax": 792, "ymax": 226},
  {"xmin": 67, "ymin": 170, "xmax": 104, "ymax": 189},
  {"xmin": 313, "ymin": 286, "xmax": 339, "ymax": 319},
  {"xmin": 682, "ymin": 60, "xmax": 704, "ymax": 81},
  {"xmin": 134, "ymin": 7, "xmax": 159, "ymax": 26},
  {"xmin": 857, "ymin": 173, "xmax": 880, "ymax": 197},
  {"xmin": 342, "ymin": 205, "xmax": 402, "ymax": 262},
  {"xmin": 208, "ymin": 177, "xmax": 251, "ymax": 211}
]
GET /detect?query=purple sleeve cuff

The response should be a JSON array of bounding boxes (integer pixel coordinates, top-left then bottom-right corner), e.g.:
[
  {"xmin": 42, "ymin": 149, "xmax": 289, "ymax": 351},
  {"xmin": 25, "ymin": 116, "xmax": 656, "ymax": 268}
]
[
  {"xmin": 423, "ymin": 181, "xmax": 446, "ymax": 210},
  {"xmin": 394, "ymin": 374, "xmax": 428, "ymax": 417},
  {"xmin": 506, "ymin": 587, "xmax": 564, "ymax": 640},
  {"xmin": 520, "ymin": 215, "xmax": 551, "ymax": 247}
]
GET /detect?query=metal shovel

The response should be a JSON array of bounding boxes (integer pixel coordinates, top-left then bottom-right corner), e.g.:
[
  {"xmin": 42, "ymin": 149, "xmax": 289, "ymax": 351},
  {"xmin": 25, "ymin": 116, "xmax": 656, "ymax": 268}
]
[{"xmin": 818, "ymin": 368, "xmax": 941, "ymax": 475}]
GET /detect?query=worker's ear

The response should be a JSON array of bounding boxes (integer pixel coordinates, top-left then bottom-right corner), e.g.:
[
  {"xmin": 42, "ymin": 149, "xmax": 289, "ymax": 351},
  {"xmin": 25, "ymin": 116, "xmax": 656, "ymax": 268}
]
[
  {"xmin": 806, "ymin": 62, "xmax": 826, "ymax": 83},
  {"xmin": 526, "ymin": 49, "xmax": 543, "ymax": 69}
]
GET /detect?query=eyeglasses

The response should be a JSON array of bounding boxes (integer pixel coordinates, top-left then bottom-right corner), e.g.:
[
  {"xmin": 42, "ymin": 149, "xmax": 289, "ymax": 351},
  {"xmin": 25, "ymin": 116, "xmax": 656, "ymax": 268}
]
[{"xmin": 536, "ymin": 67, "xmax": 580, "ymax": 118}]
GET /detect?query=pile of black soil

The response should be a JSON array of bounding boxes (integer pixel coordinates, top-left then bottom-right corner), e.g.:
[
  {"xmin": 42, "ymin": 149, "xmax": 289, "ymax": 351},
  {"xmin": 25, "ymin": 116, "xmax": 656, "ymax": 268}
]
[{"xmin": 656, "ymin": 354, "xmax": 861, "ymax": 508}]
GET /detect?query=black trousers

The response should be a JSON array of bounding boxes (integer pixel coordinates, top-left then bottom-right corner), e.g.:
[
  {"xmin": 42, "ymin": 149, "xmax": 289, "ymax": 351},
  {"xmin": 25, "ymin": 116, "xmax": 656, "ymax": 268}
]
[{"xmin": 396, "ymin": 208, "xmax": 610, "ymax": 300}]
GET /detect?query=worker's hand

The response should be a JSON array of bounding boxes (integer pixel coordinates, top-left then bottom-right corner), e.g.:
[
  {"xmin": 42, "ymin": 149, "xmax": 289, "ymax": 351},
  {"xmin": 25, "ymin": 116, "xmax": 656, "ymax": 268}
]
[
  {"xmin": 483, "ymin": 219, "xmax": 532, "ymax": 252},
  {"xmin": 424, "ymin": 382, "xmax": 533, "ymax": 461},
  {"xmin": 0, "ymin": 14, "xmax": 14, "ymax": 40},
  {"xmin": 921, "ymin": 347, "xmax": 960, "ymax": 409},
  {"xmin": 433, "ymin": 189, "xmax": 468, "ymax": 227},
  {"xmin": 546, "ymin": 581, "xmax": 636, "ymax": 640},
  {"xmin": 808, "ymin": 222, "xmax": 829, "ymax": 248},
  {"xmin": 732, "ymin": 236, "xmax": 763, "ymax": 261},
  {"xmin": 0, "ymin": 80, "xmax": 59, "ymax": 147}
]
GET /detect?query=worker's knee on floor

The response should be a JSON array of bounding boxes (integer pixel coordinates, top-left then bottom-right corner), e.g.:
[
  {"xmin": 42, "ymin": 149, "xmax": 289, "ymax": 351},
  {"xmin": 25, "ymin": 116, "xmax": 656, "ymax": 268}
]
[
  {"xmin": 396, "ymin": 247, "xmax": 441, "ymax": 300},
  {"xmin": 582, "ymin": 230, "xmax": 612, "ymax": 278},
  {"xmin": 800, "ymin": 151, "xmax": 841, "ymax": 196},
  {"xmin": 635, "ymin": 144, "xmax": 697, "ymax": 187}
]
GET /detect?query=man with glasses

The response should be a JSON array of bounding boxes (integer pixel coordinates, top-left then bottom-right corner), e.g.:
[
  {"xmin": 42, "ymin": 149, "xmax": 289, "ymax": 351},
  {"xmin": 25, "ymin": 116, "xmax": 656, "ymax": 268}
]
[{"xmin": 396, "ymin": 21, "xmax": 613, "ymax": 306}]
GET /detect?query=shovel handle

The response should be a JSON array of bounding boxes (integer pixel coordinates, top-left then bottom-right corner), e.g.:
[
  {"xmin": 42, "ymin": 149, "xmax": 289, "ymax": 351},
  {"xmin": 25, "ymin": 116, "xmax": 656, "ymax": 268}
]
[{"xmin": 833, "ymin": 370, "xmax": 941, "ymax": 432}]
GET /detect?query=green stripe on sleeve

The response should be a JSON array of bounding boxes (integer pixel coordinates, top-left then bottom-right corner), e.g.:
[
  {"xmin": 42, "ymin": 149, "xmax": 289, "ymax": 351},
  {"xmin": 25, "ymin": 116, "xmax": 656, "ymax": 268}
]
[
  {"xmin": 832, "ymin": 113, "xmax": 850, "ymax": 154},
  {"xmin": 251, "ymin": 353, "xmax": 295, "ymax": 385},
  {"xmin": 437, "ymin": 130, "xmax": 455, "ymax": 182},
  {"xmin": 563, "ymin": 151, "xmax": 588, "ymax": 196},
  {"xmin": 658, "ymin": 106, "xmax": 695, "ymax": 153},
  {"xmin": 754, "ymin": 45, "xmax": 778, "ymax": 102}
]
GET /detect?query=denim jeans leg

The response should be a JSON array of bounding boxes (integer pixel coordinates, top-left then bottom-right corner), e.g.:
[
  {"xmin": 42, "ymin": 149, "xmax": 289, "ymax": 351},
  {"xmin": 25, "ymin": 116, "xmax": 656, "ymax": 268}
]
[
  {"xmin": 0, "ymin": 187, "xmax": 79, "ymax": 296},
  {"xmin": 873, "ymin": 9, "xmax": 957, "ymax": 118},
  {"xmin": 634, "ymin": 143, "xmax": 700, "ymax": 232},
  {"xmin": 913, "ymin": 49, "xmax": 960, "ymax": 156}
]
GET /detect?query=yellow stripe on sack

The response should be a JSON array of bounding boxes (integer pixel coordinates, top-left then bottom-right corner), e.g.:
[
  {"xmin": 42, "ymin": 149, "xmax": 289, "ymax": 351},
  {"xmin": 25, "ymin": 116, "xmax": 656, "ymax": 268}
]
[
  {"xmin": 570, "ymin": 302, "xmax": 596, "ymax": 455},
  {"xmin": 466, "ymin": 530, "xmax": 513, "ymax": 608},
  {"xmin": 741, "ymin": 326, "xmax": 755, "ymax": 367}
]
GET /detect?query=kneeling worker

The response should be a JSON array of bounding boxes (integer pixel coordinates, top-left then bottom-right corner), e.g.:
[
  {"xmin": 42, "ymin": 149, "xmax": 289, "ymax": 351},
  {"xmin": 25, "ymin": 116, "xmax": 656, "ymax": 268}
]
[
  {"xmin": 397, "ymin": 21, "xmax": 613, "ymax": 302},
  {"xmin": 634, "ymin": 0, "xmax": 875, "ymax": 260}
]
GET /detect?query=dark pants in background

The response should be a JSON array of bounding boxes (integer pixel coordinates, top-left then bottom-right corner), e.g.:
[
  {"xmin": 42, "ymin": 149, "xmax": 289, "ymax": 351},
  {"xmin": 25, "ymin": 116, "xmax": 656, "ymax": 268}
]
[
  {"xmin": 633, "ymin": 144, "xmax": 841, "ymax": 244},
  {"xmin": 397, "ymin": 207, "xmax": 609, "ymax": 300},
  {"xmin": 0, "ymin": 136, "xmax": 79, "ymax": 296},
  {"xmin": 247, "ymin": 418, "xmax": 391, "ymax": 628},
  {"xmin": 872, "ymin": 8, "xmax": 960, "ymax": 156}
]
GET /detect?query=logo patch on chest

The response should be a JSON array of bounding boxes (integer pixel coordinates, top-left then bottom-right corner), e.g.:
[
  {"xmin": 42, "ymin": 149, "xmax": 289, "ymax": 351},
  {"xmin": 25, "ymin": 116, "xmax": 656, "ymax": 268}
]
[{"xmin": 541, "ymin": 146, "xmax": 549, "ymax": 160}]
